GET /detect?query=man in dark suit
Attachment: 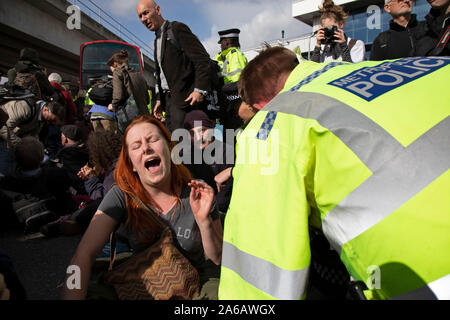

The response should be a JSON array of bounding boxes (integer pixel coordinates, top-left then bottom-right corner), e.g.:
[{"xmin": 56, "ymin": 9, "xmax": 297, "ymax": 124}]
[{"xmin": 136, "ymin": 0, "xmax": 212, "ymax": 133}]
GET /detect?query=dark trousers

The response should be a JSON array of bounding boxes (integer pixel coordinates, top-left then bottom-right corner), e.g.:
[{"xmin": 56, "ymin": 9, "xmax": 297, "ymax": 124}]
[
  {"xmin": 163, "ymin": 91, "xmax": 203, "ymax": 133},
  {"xmin": 70, "ymin": 198, "xmax": 103, "ymax": 227}
]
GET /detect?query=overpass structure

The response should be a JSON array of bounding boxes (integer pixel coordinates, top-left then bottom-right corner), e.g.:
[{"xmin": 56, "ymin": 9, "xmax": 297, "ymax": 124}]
[{"xmin": 0, "ymin": 0, "xmax": 156, "ymax": 92}]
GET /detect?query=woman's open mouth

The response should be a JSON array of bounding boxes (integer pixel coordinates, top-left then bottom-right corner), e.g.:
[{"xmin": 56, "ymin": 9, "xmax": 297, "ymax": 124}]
[{"xmin": 144, "ymin": 157, "xmax": 162, "ymax": 174}]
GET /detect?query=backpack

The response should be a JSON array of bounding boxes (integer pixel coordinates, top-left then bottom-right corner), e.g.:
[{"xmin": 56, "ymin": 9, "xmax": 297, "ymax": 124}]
[
  {"xmin": 13, "ymin": 72, "xmax": 42, "ymax": 100},
  {"xmin": 0, "ymin": 85, "xmax": 38, "ymax": 126},
  {"xmin": 166, "ymin": 22, "xmax": 225, "ymax": 119},
  {"xmin": 1, "ymin": 190, "xmax": 57, "ymax": 234},
  {"xmin": 88, "ymin": 80, "xmax": 113, "ymax": 106}
]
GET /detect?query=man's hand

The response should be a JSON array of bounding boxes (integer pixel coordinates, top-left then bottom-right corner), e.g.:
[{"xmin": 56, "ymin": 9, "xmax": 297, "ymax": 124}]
[
  {"xmin": 77, "ymin": 165, "xmax": 95, "ymax": 180},
  {"xmin": 153, "ymin": 100, "xmax": 164, "ymax": 121},
  {"xmin": 185, "ymin": 91, "xmax": 204, "ymax": 106},
  {"xmin": 107, "ymin": 104, "xmax": 113, "ymax": 112}
]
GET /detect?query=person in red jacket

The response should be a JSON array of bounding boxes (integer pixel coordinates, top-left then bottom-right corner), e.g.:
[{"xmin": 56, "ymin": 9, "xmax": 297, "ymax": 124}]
[{"xmin": 48, "ymin": 73, "xmax": 77, "ymax": 124}]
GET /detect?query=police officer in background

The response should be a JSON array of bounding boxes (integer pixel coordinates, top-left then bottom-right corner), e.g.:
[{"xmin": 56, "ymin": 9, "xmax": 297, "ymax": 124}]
[{"xmin": 215, "ymin": 29, "xmax": 248, "ymax": 84}]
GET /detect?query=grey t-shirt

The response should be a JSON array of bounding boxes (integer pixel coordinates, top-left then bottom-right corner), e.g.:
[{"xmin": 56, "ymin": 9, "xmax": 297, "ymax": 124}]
[{"xmin": 98, "ymin": 185, "xmax": 220, "ymax": 276}]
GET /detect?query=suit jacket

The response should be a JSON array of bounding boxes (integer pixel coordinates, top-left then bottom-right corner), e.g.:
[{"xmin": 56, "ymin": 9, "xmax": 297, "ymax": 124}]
[{"xmin": 154, "ymin": 21, "xmax": 211, "ymax": 109}]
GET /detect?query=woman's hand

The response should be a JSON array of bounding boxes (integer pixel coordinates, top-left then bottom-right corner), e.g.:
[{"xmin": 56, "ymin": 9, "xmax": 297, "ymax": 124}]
[
  {"xmin": 214, "ymin": 167, "xmax": 232, "ymax": 192},
  {"xmin": 77, "ymin": 165, "xmax": 95, "ymax": 180},
  {"xmin": 107, "ymin": 104, "xmax": 113, "ymax": 112},
  {"xmin": 189, "ymin": 180, "xmax": 214, "ymax": 226},
  {"xmin": 316, "ymin": 28, "xmax": 325, "ymax": 47},
  {"xmin": 333, "ymin": 28, "xmax": 346, "ymax": 44},
  {"xmin": 188, "ymin": 180, "xmax": 223, "ymax": 265}
]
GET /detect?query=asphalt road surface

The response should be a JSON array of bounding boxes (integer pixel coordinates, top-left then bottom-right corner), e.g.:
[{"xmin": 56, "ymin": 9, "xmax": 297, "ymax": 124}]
[{"xmin": 0, "ymin": 226, "xmax": 82, "ymax": 300}]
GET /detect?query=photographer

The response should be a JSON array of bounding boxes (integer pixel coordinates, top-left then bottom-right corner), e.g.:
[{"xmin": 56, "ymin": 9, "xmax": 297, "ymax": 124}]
[{"xmin": 311, "ymin": 0, "xmax": 365, "ymax": 63}]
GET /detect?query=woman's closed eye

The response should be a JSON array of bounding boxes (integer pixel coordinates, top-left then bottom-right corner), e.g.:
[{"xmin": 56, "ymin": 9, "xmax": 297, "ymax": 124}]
[{"xmin": 130, "ymin": 142, "xmax": 142, "ymax": 150}]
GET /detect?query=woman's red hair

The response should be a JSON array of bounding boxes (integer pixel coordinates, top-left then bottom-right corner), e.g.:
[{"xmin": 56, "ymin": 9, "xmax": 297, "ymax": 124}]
[{"xmin": 114, "ymin": 115, "xmax": 192, "ymax": 244}]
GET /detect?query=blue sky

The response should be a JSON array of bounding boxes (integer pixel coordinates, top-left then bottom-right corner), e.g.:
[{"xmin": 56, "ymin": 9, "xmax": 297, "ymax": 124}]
[{"xmin": 77, "ymin": 0, "xmax": 311, "ymax": 57}]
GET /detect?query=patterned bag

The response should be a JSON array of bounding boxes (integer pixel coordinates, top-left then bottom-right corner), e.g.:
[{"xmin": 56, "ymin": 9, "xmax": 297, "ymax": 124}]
[{"xmin": 102, "ymin": 194, "xmax": 200, "ymax": 300}]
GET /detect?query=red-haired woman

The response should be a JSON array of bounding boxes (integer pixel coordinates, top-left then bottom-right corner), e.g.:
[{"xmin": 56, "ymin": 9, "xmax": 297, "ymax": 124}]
[{"xmin": 61, "ymin": 115, "xmax": 223, "ymax": 300}]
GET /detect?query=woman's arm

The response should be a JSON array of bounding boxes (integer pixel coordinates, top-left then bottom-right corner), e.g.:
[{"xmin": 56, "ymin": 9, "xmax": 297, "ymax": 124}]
[
  {"xmin": 60, "ymin": 210, "xmax": 118, "ymax": 300},
  {"xmin": 214, "ymin": 167, "xmax": 232, "ymax": 193},
  {"xmin": 311, "ymin": 28, "xmax": 325, "ymax": 63},
  {"xmin": 188, "ymin": 180, "xmax": 223, "ymax": 265}
]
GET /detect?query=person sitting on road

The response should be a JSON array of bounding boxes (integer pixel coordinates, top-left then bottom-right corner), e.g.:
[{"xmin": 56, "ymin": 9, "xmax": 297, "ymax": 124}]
[
  {"xmin": 0, "ymin": 136, "xmax": 75, "ymax": 217},
  {"xmin": 182, "ymin": 110, "xmax": 234, "ymax": 215},
  {"xmin": 41, "ymin": 130, "xmax": 122, "ymax": 237},
  {"xmin": 51, "ymin": 125, "xmax": 89, "ymax": 195},
  {"xmin": 61, "ymin": 115, "xmax": 223, "ymax": 300}
]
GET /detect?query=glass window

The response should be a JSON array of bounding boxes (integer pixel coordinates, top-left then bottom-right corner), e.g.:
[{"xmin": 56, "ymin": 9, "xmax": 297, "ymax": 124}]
[{"xmin": 82, "ymin": 42, "xmax": 141, "ymax": 72}]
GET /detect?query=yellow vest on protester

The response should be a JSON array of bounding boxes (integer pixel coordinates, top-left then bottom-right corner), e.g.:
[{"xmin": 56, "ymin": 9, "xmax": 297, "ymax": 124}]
[{"xmin": 219, "ymin": 57, "xmax": 450, "ymax": 300}]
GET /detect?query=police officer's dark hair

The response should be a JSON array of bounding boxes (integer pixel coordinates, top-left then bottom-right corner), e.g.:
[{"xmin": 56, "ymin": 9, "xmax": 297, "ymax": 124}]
[
  {"xmin": 228, "ymin": 37, "xmax": 241, "ymax": 48},
  {"xmin": 238, "ymin": 46, "xmax": 297, "ymax": 107}
]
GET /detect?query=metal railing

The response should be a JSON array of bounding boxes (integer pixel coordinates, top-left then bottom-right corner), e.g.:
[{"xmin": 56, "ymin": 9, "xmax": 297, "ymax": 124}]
[{"xmin": 72, "ymin": 0, "xmax": 154, "ymax": 58}]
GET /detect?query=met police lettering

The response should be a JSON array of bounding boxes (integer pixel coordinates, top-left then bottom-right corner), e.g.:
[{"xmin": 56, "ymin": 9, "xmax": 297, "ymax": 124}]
[{"xmin": 328, "ymin": 57, "xmax": 450, "ymax": 101}]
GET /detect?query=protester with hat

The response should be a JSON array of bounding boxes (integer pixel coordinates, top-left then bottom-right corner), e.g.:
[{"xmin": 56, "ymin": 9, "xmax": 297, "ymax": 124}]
[
  {"xmin": 214, "ymin": 28, "xmax": 248, "ymax": 84},
  {"xmin": 182, "ymin": 110, "xmax": 234, "ymax": 215},
  {"xmin": 50, "ymin": 124, "xmax": 89, "ymax": 195}
]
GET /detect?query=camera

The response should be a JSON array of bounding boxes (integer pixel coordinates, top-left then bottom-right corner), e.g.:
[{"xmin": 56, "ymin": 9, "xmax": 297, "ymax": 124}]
[{"xmin": 321, "ymin": 25, "xmax": 338, "ymax": 44}]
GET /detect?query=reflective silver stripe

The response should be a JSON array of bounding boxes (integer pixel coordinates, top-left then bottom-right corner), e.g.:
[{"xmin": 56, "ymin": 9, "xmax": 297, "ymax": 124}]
[
  {"xmin": 391, "ymin": 274, "xmax": 450, "ymax": 300},
  {"xmin": 224, "ymin": 69, "xmax": 242, "ymax": 77},
  {"xmin": 323, "ymin": 116, "xmax": 450, "ymax": 252},
  {"xmin": 428, "ymin": 274, "xmax": 450, "ymax": 300},
  {"xmin": 264, "ymin": 91, "xmax": 450, "ymax": 253},
  {"xmin": 222, "ymin": 58, "xmax": 228, "ymax": 76},
  {"xmin": 222, "ymin": 241, "xmax": 309, "ymax": 300},
  {"xmin": 221, "ymin": 57, "xmax": 242, "ymax": 77},
  {"xmin": 265, "ymin": 91, "xmax": 404, "ymax": 172}
]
